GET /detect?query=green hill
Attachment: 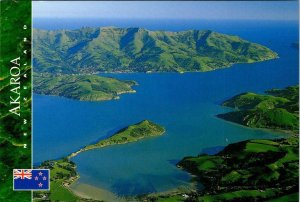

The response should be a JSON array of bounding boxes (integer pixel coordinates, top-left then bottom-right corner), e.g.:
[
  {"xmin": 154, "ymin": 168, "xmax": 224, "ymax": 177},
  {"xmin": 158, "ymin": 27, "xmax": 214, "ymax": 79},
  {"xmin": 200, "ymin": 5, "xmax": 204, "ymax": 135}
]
[
  {"xmin": 218, "ymin": 85, "xmax": 299, "ymax": 133},
  {"xmin": 176, "ymin": 137, "xmax": 299, "ymax": 201},
  {"xmin": 33, "ymin": 159, "xmax": 79, "ymax": 202},
  {"xmin": 69, "ymin": 120, "xmax": 165, "ymax": 158},
  {"xmin": 33, "ymin": 73, "xmax": 137, "ymax": 101},
  {"xmin": 85, "ymin": 120, "xmax": 165, "ymax": 149},
  {"xmin": 33, "ymin": 27, "xmax": 278, "ymax": 73}
]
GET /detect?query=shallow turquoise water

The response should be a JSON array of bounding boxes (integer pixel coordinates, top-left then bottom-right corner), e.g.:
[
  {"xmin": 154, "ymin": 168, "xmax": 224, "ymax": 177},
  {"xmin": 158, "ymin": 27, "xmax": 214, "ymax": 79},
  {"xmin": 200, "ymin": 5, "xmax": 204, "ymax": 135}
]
[{"xmin": 33, "ymin": 19, "xmax": 298, "ymax": 196}]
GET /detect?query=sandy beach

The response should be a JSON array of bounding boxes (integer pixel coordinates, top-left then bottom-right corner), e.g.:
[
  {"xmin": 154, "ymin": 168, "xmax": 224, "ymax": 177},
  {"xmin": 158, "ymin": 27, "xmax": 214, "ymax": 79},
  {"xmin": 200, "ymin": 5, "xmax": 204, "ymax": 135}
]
[{"xmin": 70, "ymin": 182, "xmax": 130, "ymax": 202}]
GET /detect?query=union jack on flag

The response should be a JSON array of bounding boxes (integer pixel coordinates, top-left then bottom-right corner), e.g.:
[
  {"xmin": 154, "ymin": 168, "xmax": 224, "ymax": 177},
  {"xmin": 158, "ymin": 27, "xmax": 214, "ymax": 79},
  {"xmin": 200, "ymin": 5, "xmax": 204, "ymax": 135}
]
[
  {"xmin": 13, "ymin": 169, "xmax": 32, "ymax": 180},
  {"xmin": 13, "ymin": 169, "xmax": 50, "ymax": 191}
]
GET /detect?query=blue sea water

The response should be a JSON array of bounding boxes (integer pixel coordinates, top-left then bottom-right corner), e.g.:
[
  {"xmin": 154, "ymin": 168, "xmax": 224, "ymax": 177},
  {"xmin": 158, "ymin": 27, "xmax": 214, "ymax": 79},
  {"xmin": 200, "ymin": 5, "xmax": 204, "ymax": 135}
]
[{"xmin": 33, "ymin": 19, "xmax": 298, "ymax": 196}]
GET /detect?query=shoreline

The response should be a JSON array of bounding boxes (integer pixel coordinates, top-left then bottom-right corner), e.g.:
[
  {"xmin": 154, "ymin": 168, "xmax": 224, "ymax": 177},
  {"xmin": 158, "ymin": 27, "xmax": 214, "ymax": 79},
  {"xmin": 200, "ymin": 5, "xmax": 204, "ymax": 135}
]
[
  {"xmin": 33, "ymin": 56, "xmax": 279, "ymax": 77},
  {"xmin": 33, "ymin": 89, "xmax": 137, "ymax": 102},
  {"xmin": 68, "ymin": 122, "xmax": 165, "ymax": 158},
  {"xmin": 69, "ymin": 182, "xmax": 128, "ymax": 202},
  {"xmin": 214, "ymin": 114, "xmax": 294, "ymax": 137},
  {"xmin": 35, "ymin": 124, "xmax": 295, "ymax": 201},
  {"xmin": 68, "ymin": 179, "xmax": 197, "ymax": 202},
  {"xmin": 68, "ymin": 130, "xmax": 165, "ymax": 159}
]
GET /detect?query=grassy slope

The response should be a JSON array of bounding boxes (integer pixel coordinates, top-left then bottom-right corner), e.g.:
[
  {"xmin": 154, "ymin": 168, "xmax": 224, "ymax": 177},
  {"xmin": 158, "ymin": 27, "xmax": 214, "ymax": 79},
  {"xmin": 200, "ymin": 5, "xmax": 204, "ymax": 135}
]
[
  {"xmin": 33, "ymin": 73, "xmax": 137, "ymax": 101},
  {"xmin": 33, "ymin": 159, "xmax": 98, "ymax": 202},
  {"xmin": 33, "ymin": 27, "xmax": 278, "ymax": 73},
  {"xmin": 177, "ymin": 136, "xmax": 299, "ymax": 202},
  {"xmin": 80, "ymin": 120, "xmax": 165, "ymax": 152},
  {"xmin": 218, "ymin": 85, "xmax": 299, "ymax": 133},
  {"xmin": 0, "ymin": 1, "xmax": 31, "ymax": 201}
]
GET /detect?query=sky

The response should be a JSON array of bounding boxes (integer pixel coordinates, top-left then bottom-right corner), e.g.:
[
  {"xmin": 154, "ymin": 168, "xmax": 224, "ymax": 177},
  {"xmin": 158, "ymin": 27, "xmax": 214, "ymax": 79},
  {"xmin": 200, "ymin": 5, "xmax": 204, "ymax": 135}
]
[{"xmin": 33, "ymin": 1, "xmax": 299, "ymax": 21}]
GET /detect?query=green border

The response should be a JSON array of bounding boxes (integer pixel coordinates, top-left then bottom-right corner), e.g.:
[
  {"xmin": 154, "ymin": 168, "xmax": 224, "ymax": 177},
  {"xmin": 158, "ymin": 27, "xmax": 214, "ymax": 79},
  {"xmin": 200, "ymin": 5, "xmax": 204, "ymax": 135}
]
[{"xmin": 0, "ymin": 0, "xmax": 32, "ymax": 201}]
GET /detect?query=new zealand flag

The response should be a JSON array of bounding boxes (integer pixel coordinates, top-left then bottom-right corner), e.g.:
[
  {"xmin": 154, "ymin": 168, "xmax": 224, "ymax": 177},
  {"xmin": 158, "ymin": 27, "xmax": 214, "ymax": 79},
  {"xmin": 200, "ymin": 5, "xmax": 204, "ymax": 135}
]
[{"xmin": 13, "ymin": 169, "xmax": 50, "ymax": 191}]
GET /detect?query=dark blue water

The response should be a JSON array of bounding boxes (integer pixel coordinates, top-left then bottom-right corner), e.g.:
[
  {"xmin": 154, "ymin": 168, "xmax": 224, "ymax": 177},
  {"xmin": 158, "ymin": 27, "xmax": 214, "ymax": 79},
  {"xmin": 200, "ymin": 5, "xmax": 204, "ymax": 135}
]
[{"xmin": 33, "ymin": 19, "xmax": 298, "ymax": 196}]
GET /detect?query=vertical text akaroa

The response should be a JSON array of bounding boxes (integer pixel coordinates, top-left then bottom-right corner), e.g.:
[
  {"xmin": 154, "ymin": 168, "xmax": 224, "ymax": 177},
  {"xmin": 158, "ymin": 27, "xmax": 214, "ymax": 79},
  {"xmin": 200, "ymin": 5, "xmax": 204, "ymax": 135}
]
[
  {"xmin": 9, "ymin": 57, "xmax": 22, "ymax": 116},
  {"xmin": 9, "ymin": 24, "xmax": 29, "ymax": 117}
]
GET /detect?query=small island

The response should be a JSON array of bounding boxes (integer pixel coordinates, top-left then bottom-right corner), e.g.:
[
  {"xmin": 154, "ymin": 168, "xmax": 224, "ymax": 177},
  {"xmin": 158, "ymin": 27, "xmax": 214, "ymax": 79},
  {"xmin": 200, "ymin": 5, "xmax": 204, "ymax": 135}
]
[
  {"xmin": 69, "ymin": 120, "xmax": 165, "ymax": 158},
  {"xmin": 217, "ymin": 85, "xmax": 299, "ymax": 134},
  {"xmin": 33, "ymin": 73, "xmax": 137, "ymax": 101}
]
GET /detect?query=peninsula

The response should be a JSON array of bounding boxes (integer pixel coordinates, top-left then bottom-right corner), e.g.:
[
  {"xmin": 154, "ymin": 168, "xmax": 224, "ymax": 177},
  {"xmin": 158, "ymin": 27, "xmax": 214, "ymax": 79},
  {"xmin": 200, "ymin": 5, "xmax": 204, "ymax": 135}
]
[
  {"xmin": 174, "ymin": 136, "xmax": 299, "ymax": 201},
  {"xmin": 33, "ymin": 73, "xmax": 137, "ymax": 101},
  {"xmin": 33, "ymin": 120, "xmax": 165, "ymax": 201},
  {"xmin": 69, "ymin": 120, "xmax": 165, "ymax": 158},
  {"xmin": 217, "ymin": 85, "xmax": 299, "ymax": 134},
  {"xmin": 33, "ymin": 27, "xmax": 279, "ymax": 101},
  {"xmin": 33, "ymin": 27, "xmax": 278, "ymax": 74}
]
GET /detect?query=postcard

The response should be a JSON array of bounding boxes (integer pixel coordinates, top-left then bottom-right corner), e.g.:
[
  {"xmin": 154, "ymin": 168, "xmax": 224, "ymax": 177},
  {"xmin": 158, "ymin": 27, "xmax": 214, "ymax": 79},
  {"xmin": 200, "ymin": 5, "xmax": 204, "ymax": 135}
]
[{"xmin": 0, "ymin": 0, "xmax": 299, "ymax": 201}]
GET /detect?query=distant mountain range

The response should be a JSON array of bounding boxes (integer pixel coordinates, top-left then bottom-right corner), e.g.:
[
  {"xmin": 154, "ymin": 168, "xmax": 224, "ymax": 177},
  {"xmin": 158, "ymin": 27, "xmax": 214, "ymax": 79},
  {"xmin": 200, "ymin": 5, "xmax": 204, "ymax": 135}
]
[{"xmin": 33, "ymin": 27, "xmax": 278, "ymax": 73}]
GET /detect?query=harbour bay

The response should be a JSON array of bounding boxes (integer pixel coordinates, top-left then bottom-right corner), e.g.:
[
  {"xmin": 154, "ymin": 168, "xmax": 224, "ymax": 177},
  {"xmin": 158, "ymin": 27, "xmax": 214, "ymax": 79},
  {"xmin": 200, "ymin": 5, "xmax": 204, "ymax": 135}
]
[{"xmin": 33, "ymin": 19, "xmax": 298, "ymax": 197}]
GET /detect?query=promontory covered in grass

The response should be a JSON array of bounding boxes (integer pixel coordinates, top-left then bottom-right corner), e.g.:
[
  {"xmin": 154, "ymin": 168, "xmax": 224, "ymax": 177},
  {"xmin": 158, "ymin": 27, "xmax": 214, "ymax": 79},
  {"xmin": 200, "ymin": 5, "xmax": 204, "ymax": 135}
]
[
  {"xmin": 69, "ymin": 120, "xmax": 165, "ymax": 158},
  {"xmin": 34, "ymin": 120, "xmax": 165, "ymax": 201},
  {"xmin": 33, "ymin": 159, "xmax": 81, "ymax": 202},
  {"xmin": 33, "ymin": 73, "xmax": 137, "ymax": 101},
  {"xmin": 33, "ymin": 27, "xmax": 278, "ymax": 73},
  {"xmin": 217, "ymin": 85, "xmax": 299, "ymax": 134},
  {"xmin": 174, "ymin": 136, "xmax": 299, "ymax": 202}
]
